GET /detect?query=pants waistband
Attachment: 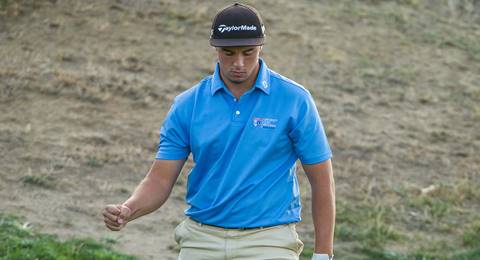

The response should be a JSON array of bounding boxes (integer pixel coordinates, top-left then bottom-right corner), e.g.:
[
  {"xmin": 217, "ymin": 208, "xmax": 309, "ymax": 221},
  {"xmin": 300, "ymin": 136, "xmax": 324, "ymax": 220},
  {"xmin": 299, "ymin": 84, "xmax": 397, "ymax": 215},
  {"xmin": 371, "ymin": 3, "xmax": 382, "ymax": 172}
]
[{"xmin": 187, "ymin": 217, "xmax": 289, "ymax": 231}]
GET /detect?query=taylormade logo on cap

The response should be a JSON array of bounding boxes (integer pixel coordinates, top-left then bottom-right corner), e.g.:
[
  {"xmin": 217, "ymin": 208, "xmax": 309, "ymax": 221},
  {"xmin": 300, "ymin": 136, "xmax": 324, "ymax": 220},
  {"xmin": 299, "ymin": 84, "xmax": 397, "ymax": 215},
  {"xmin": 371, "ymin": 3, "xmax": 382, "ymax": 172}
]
[
  {"xmin": 210, "ymin": 3, "xmax": 265, "ymax": 47},
  {"xmin": 218, "ymin": 24, "xmax": 257, "ymax": 33}
]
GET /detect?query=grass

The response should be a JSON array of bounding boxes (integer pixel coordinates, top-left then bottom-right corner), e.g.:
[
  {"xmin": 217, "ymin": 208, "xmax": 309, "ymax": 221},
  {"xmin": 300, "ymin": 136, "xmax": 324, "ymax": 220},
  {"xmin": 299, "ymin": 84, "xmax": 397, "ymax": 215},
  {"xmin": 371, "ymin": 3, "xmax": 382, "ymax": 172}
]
[
  {"xmin": 0, "ymin": 213, "xmax": 136, "ymax": 260},
  {"xmin": 463, "ymin": 220, "xmax": 480, "ymax": 248},
  {"xmin": 86, "ymin": 155, "xmax": 103, "ymax": 168},
  {"xmin": 409, "ymin": 193, "xmax": 452, "ymax": 220},
  {"xmin": 422, "ymin": 30, "xmax": 480, "ymax": 62},
  {"xmin": 306, "ymin": 178, "xmax": 480, "ymax": 259},
  {"xmin": 0, "ymin": 0, "xmax": 38, "ymax": 16},
  {"xmin": 21, "ymin": 175, "xmax": 56, "ymax": 189},
  {"xmin": 301, "ymin": 244, "xmax": 480, "ymax": 260},
  {"xmin": 0, "ymin": 0, "xmax": 15, "ymax": 9},
  {"xmin": 331, "ymin": 0, "xmax": 480, "ymax": 62},
  {"xmin": 300, "ymin": 244, "xmax": 315, "ymax": 260},
  {"xmin": 157, "ymin": 6, "xmax": 210, "ymax": 36},
  {"xmin": 335, "ymin": 201, "xmax": 402, "ymax": 249}
]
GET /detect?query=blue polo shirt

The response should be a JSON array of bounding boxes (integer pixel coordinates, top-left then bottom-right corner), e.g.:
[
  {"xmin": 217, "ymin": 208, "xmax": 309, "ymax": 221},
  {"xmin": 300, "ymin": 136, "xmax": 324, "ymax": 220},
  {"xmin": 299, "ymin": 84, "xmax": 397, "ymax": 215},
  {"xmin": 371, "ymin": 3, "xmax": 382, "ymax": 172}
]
[{"xmin": 156, "ymin": 59, "xmax": 332, "ymax": 228}]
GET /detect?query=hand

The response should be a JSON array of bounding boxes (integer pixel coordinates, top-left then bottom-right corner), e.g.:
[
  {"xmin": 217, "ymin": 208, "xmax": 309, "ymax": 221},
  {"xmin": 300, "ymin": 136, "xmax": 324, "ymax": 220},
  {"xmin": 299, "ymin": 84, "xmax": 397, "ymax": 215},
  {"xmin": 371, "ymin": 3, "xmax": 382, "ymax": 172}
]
[{"xmin": 102, "ymin": 204, "xmax": 132, "ymax": 231}]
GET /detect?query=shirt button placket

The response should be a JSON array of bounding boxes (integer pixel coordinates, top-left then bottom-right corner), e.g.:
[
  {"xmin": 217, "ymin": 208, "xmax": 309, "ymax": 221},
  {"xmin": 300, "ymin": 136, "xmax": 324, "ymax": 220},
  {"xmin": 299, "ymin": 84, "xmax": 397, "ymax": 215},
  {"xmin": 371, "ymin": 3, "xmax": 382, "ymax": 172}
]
[
  {"xmin": 233, "ymin": 99, "xmax": 241, "ymax": 122},
  {"xmin": 231, "ymin": 94, "xmax": 246, "ymax": 124}
]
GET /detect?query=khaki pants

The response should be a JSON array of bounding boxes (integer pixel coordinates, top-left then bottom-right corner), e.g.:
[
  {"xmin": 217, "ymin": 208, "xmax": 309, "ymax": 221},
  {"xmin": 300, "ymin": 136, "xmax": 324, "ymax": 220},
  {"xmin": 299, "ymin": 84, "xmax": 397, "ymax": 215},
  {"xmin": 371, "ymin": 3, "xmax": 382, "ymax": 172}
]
[{"xmin": 174, "ymin": 218, "xmax": 304, "ymax": 260}]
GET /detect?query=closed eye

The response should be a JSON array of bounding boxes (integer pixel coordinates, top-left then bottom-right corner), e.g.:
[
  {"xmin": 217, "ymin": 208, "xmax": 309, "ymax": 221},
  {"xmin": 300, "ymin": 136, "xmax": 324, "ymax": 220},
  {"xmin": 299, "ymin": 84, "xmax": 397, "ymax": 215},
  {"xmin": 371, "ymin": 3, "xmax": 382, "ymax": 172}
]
[{"xmin": 243, "ymin": 48, "xmax": 255, "ymax": 56}]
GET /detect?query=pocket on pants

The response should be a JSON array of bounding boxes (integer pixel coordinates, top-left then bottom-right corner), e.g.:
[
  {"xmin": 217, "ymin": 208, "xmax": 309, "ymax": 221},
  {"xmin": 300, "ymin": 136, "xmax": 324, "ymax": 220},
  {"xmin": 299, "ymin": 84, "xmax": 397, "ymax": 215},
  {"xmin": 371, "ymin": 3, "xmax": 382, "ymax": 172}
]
[
  {"xmin": 288, "ymin": 224, "xmax": 304, "ymax": 254},
  {"xmin": 264, "ymin": 224, "xmax": 304, "ymax": 254},
  {"xmin": 174, "ymin": 220, "xmax": 186, "ymax": 245}
]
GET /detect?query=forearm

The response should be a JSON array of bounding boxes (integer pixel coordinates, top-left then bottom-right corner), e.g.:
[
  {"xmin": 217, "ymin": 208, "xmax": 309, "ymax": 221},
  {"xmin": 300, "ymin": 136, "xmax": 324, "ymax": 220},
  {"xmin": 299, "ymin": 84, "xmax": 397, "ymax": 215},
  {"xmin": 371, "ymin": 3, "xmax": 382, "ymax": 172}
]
[
  {"xmin": 303, "ymin": 159, "xmax": 335, "ymax": 256},
  {"xmin": 121, "ymin": 159, "xmax": 185, "ymax": 222},
  {"xmin": 311, "ymin": 180, "xmax": 335, "ymax": 254},
  {"xmin": 122, "ymin": 175, "xmax": 173, "ymax": 222}
]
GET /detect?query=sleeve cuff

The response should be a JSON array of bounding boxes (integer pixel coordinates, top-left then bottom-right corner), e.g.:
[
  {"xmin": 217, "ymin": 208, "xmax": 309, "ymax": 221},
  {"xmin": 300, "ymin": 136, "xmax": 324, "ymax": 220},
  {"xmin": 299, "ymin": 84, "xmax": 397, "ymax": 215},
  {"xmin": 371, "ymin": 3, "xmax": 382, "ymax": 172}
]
[
  {"xmin": 155, "ymin": 151, "xmax": 189, "ymax": 160},
  {"xmin": 300, "ymin": 151, "xmax": 332, "ymax": 165}
]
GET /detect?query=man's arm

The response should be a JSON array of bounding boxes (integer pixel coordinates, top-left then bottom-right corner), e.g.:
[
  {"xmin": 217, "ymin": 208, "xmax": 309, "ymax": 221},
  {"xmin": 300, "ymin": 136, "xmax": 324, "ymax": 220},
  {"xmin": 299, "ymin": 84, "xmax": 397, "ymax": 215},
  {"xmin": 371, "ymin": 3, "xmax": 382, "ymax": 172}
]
[
  {"xmin": 103, "ymin": 159, "xmax": 186, "ymax": 231},
  {"xmin": 302, "ymin": 159, "xmax": 335, "ymax": 256}
]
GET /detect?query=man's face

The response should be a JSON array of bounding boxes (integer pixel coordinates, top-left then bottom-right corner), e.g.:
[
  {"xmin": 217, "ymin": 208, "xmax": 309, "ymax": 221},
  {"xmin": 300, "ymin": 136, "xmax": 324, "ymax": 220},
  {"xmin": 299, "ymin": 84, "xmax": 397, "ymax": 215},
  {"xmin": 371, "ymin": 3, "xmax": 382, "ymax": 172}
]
[{"xmin": 216, "ymin": 46, "xmax": 262, "ymax": 84}]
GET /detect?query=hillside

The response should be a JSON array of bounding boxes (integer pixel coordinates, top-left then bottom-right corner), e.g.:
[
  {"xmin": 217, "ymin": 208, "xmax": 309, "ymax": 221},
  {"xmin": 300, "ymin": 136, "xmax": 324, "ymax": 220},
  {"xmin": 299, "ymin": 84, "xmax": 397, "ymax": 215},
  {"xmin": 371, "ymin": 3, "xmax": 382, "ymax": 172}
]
[{"xmin": 1, "ymin": 0, "xmax": 479, "ymax": 259}]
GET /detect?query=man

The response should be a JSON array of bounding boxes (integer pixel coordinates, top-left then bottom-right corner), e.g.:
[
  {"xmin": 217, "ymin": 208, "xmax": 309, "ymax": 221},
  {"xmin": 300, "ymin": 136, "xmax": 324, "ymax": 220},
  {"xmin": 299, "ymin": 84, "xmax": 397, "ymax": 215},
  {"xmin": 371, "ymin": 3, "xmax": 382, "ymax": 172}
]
[{"xmin": 103, "ymin": 3, "xmax": 335, "ymax": 260}]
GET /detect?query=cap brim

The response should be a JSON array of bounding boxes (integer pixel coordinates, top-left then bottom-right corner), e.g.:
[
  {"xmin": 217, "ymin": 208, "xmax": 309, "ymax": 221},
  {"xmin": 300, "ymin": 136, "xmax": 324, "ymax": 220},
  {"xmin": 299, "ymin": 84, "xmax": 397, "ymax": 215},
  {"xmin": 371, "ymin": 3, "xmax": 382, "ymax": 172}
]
[{"xmin": 210, "ymin": 37, "xmax": 264, "ymax": 47}]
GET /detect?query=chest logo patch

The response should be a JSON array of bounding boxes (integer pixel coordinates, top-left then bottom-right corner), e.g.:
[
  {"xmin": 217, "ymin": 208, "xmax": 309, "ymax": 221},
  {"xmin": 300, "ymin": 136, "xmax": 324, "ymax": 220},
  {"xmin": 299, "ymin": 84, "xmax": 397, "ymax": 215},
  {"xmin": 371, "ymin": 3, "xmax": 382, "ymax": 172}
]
[{"xmin": 253, "ymin": 117, "xmax": 278, "ymax": 129}]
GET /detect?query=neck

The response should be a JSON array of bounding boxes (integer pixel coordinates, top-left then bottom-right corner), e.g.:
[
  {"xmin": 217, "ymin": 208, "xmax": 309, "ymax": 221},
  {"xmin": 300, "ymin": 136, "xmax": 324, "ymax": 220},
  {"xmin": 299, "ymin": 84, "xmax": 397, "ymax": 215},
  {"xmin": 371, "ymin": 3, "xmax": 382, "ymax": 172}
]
[{"xmin": 221, "ymin": 61, "xmax": 260, "ymax": 99}]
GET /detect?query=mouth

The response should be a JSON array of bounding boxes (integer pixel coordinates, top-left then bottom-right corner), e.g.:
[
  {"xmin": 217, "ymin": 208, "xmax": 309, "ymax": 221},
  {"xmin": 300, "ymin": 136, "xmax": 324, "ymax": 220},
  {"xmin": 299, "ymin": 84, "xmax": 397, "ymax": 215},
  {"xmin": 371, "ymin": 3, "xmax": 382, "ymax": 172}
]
[{"xmin": 231, "ymin": 71, "xmax": 246, "ymax": 77}]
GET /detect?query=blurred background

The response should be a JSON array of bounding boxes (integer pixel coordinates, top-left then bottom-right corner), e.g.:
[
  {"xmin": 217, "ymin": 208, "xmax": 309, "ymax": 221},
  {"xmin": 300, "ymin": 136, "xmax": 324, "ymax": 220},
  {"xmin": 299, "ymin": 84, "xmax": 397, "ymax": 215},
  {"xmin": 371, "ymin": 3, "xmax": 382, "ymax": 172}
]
[{"xmin": 0, "ymin": 0, "xmax": 479, "ymax": 259}]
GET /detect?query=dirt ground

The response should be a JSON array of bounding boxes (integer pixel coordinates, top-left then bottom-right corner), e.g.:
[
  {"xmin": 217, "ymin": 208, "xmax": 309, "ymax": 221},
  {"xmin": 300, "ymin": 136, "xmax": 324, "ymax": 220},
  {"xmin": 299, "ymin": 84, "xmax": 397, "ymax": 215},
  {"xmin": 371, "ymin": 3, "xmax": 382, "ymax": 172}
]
[{"xmin": 1, "ymin": 0, "xmax": 479, "ymax": 259}]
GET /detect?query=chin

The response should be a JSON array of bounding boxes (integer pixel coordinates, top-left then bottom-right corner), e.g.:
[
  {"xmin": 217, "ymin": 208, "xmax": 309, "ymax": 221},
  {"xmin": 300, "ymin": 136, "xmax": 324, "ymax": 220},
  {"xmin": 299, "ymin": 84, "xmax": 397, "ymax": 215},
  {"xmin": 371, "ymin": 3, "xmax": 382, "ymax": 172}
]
[
  {"xmin": 230, "ymin": 79, "xmax": 246, "ymax": 84},
  {"xmin": 228, "ymin": 76, "xmax": 247, "ymax": 84}
]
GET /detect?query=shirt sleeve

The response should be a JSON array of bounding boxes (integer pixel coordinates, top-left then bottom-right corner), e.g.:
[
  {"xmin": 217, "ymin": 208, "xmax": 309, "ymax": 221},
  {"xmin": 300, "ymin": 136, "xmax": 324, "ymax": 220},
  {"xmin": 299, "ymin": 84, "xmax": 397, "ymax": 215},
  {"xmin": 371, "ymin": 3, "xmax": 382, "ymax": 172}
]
[
  {"xmin": 289, "ymin": 93, "xmax": 332, "ymax": 165},
  {"xmin": 156, "ymin": 99, "xmax": 191, "ymax": 160}
]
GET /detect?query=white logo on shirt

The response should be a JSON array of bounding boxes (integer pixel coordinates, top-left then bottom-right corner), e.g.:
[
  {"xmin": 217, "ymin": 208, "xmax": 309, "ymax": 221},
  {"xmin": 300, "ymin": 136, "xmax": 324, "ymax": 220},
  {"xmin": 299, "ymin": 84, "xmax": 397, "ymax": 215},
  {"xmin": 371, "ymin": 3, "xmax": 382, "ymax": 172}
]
[{"xmin": 253, "ymin": 118, "xmax": 278, "ymax": 129}]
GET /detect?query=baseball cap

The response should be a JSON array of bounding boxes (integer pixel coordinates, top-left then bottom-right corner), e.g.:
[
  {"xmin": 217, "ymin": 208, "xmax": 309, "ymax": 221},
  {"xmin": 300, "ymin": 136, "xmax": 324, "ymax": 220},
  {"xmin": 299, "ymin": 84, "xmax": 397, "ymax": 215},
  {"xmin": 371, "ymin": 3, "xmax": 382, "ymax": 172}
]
[{"xmin": 210, "ymin": 3, "xmax": 265, "ymax": 47}]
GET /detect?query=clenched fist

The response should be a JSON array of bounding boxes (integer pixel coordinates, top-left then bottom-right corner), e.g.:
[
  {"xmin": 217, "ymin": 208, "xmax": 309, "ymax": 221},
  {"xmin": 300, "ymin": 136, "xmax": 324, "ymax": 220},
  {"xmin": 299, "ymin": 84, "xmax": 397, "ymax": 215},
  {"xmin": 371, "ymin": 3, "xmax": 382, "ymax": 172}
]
[{"xmin": 102, "ymin": 204, "xmax": 132, "ymax": 231}]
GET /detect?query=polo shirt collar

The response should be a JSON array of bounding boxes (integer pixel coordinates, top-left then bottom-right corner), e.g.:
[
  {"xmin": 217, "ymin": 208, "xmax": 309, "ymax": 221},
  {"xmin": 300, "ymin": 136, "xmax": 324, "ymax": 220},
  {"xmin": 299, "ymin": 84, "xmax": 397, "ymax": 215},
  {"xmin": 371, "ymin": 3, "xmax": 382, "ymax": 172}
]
[{"xmin": 211, "ymin": 58, "xmax": 271, "ymax": 96}]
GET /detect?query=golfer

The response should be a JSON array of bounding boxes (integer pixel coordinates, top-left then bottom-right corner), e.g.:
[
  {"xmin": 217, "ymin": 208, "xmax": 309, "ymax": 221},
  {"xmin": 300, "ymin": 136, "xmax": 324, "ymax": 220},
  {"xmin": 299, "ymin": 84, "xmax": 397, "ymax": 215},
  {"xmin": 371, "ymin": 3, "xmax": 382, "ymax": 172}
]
[{"xmin": 103, "ymin": 3, "xmax": 335, "ymax": 260}]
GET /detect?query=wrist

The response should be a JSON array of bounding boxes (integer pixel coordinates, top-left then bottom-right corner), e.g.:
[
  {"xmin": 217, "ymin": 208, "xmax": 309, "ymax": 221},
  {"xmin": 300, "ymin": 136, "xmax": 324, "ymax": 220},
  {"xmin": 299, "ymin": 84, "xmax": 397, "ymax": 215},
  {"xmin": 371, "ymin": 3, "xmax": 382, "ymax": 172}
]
[{"xmin": 120, "ymin": 202, "xmax": 134, "ymax": 220}]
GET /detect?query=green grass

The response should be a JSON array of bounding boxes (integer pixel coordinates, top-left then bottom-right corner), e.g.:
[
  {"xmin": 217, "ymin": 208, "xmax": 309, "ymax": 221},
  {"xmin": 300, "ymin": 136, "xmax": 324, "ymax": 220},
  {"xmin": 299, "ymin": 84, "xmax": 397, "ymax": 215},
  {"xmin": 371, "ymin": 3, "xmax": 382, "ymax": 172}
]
[
  {"xmin": 324, "ymin": 178, "xmax": 480, "ymax": 258},
  {"xmin": 359, "ymin": 246, "xmax": 480, "ymax": 260},
  {"xmin": 336, "ymin": 201, "xmax": 402, "ymax": 248},
  {"xmin": 21, "ymin": 175, "xmax": 56, "ymax": 189},
  {"xmin": 300, "ymin": 244, "xmax": 315, "ymax": 259},
  {"xmin": 0, "ymin": 213, "xmax": 136, "ymax": 260},
  {"xmin": 301, "ymin": 244, "xmax": 480, "ymax": 260},
  {"xmin": 86, "ymin": 155, "xmax": 103, "ymax": 168},
  {"xmin": 463, "ymin": 220, "xmax": 480, "ymax": 248},
  {"xmin": 0, "ymin": 0, "xmax": 10, "ymax": 9},
  {"xmin": 422, "ymin": 30, "xmax": 480, "ymax": 62}
]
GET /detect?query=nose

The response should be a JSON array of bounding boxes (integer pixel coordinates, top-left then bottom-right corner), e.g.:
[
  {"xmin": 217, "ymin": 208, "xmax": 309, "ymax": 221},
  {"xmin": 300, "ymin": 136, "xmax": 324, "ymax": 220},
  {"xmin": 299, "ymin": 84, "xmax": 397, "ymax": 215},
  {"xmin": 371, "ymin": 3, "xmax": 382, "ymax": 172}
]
[{"xmin": 233, "ymin": 54, "xmax": 244, "ymax": 67}]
